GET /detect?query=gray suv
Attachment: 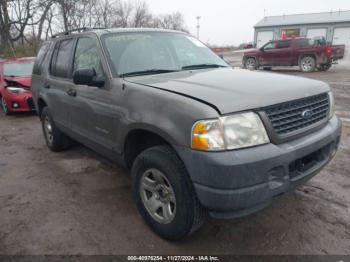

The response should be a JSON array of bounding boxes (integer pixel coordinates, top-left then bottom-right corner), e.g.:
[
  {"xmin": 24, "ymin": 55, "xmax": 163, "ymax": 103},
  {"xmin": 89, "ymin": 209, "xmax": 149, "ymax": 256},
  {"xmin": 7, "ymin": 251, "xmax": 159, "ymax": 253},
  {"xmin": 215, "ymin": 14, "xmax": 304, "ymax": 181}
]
[{"xmin": 31, "ymin": 28, "xmax": 342, "ymax": 240}]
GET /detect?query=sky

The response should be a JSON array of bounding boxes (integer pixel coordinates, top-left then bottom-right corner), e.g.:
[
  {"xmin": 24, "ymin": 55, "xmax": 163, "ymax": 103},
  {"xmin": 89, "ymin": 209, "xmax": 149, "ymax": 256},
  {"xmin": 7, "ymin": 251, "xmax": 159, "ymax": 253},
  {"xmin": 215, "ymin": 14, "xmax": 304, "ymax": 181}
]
[{"xmin": 146, "ymin": 0, "xmax": 350, "ymax": 46}]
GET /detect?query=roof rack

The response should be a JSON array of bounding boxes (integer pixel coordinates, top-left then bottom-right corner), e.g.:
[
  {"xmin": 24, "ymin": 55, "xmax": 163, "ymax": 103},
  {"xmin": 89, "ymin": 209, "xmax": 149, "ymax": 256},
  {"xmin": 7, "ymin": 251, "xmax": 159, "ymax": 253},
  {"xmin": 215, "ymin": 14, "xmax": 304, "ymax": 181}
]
[{"xmin": 51, "ymin": 27, "xmax": 107, "ymax": 39}]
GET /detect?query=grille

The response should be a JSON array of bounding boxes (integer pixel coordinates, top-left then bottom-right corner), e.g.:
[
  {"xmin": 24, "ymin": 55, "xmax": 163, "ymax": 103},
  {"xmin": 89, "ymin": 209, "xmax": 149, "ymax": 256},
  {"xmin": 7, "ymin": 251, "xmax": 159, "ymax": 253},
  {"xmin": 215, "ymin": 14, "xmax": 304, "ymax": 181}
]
[
  {"xmin": 265, "ymin": 93, "xmax": 329, "ymax": 135},
  {"xmin": 27, "ymin": 97, "xmax": 35, "ymax": 110}
]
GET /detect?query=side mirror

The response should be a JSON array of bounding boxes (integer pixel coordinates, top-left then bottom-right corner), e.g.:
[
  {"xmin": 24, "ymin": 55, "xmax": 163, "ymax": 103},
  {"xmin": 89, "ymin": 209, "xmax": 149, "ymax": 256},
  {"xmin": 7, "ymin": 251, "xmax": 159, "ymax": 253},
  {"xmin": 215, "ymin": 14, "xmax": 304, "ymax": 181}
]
[{"xmin": 73, "ymin": 68, "xmax": 105, "ymax": 87}]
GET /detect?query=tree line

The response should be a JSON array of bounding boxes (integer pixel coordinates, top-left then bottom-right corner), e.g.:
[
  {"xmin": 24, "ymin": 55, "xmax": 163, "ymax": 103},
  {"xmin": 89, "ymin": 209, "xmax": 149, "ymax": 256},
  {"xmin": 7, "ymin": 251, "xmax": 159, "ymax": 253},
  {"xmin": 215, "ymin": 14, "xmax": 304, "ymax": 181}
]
[{"xmin": 0, "ymin": 0, "xmax": 188, "ymax": 58}]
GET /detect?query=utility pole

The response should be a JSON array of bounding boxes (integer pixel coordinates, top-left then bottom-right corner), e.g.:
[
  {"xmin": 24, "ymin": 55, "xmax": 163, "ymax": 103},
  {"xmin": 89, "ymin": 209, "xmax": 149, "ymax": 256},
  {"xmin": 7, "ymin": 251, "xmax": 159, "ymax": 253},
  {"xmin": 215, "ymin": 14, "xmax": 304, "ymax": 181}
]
[
  {"xmin": 196, "ymin": 16, "xmax": 201, "ymax": 39},
  {"xmin": 89, "ymin": 0, "xmax": 92, "ymax": 27}
]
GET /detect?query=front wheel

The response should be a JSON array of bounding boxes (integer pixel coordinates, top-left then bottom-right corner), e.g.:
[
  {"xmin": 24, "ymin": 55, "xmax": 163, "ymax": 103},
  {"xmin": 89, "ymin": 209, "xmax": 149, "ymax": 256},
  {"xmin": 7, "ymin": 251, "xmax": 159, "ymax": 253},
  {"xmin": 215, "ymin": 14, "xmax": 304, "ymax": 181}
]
[
  {"xmin": 1, "ymin": 96, "xmax": 10, "ymax": 115},
  {"xmin": 131, "ymin": 145, "xmax": 206, "ymax": 240},
  {"xmin": 244, "ymin": 57, "xmax": 258, "ymax": 70},
  {"xmin": 300, "ymin": 56, "xmax": 316, "ymax": 73}
]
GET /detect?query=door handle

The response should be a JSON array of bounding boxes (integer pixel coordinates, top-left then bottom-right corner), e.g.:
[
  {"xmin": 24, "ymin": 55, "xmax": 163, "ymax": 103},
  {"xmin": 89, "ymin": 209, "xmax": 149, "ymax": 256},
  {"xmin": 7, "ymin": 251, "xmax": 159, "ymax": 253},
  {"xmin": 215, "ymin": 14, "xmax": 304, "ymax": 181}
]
[
  {"xmin": 67, "ymin": 89, "xmax": 77, "ymax": 97},
  {"xmin": 44, "ymin": 85, "xmax": 50, "ymax": 89}
]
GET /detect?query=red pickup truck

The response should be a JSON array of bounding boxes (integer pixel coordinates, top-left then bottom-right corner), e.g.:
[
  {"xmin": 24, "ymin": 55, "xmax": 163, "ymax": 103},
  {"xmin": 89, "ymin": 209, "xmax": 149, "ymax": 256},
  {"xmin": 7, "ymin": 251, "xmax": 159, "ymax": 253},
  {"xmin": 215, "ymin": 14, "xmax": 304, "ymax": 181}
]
[{"xmin": 243, "ymin": 37, "xmax": 345, "ymax": 72}]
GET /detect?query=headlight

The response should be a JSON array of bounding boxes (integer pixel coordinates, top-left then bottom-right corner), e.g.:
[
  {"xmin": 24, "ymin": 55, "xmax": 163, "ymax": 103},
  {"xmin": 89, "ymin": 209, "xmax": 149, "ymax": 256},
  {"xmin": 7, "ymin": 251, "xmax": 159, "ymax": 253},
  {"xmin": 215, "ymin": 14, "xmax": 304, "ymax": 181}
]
[
  {"xmin": 191, "ymin": 112, "xmax": 270, "ymax": 151},
  {"xmin": 7, "ymin": 87, "xmax": 28, "ymax": 94},
  {"xmin": 328, "ymin": 91, "xmax": 335, "ymax": 119}
]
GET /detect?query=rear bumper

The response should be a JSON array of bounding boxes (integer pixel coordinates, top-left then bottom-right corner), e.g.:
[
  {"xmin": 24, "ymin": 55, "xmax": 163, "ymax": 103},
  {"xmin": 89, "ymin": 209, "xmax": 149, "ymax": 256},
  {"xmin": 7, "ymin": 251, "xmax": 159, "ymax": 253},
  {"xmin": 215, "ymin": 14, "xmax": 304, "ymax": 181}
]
[{"xmin": 175, "ymin": 116, "xmax": 342, "ymax": 219}]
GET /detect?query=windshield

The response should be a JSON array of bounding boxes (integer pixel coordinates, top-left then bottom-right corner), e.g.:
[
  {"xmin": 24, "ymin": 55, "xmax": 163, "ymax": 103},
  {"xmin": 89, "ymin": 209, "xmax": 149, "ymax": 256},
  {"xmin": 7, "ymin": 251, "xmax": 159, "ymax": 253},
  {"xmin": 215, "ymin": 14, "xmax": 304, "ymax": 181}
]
[
  {"xmin": 3, "ymin": 62, "xmax": 34, "ymax": 77},
  {"xmin": 103, "ymin": 32, "xmax": 228, "ymax": 77}
]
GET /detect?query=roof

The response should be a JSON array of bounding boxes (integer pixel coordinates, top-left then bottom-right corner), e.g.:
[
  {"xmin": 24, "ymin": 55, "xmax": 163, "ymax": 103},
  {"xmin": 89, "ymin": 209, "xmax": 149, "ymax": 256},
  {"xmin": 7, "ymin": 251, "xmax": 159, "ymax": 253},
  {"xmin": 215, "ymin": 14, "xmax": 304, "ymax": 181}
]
[
  {"xmin": 255, "ymin": 10, "xmax": 350, "ymax": 28},
  {"xmin": 51, "ymin": 27, "xmax": 186, "ymax": 39}
]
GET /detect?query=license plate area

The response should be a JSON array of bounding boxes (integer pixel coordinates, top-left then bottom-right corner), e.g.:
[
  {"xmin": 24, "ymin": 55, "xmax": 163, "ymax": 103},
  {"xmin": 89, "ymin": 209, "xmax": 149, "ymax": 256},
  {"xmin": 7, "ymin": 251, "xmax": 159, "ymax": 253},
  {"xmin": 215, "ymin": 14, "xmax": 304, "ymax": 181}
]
[{"xmin": 289, "ymin": 143, "xmax": 332, "ymax": 178}]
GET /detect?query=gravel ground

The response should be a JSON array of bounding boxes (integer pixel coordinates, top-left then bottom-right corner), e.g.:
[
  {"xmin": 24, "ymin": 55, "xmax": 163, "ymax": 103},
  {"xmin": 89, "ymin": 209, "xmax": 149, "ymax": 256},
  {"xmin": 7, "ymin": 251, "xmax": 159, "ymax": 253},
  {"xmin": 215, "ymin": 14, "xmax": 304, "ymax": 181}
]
[{"xmin": 0, "ymin": 67, "xmax": 349, "ymax": 255}]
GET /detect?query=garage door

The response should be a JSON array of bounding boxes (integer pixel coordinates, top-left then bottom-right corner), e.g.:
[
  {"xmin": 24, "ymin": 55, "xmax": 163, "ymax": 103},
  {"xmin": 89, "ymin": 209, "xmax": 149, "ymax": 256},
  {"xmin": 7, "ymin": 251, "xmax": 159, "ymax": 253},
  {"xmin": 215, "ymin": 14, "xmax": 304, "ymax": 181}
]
[
  {"xmin": 307, "ymin": 28, "xmax": 327, "ymax": 39},
  {"xmin": 257, "ymin": 31, "xmax": 274, "ymax": 48},
  {"xmin": 333, "ymin": 28, "xmax": 350, "ymax": 62},
  {"xmin": 333, "ymin": 28, "xmax": 350, "ymax": 46}
]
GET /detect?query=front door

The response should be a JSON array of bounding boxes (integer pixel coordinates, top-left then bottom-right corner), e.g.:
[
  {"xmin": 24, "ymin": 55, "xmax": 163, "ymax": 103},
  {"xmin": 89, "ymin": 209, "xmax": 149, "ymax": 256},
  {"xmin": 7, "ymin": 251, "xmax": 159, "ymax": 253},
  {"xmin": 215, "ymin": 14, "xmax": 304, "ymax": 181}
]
[
  {"xmin": 259, "ymin": 40, "xmax": 292, "ymax": 66},
  {"xmin": 69, "ymin": 36, "xmax": 116, "ymax": 150},
  {"xmin": 259, "ymin": 41, "xmax": 277, "ymax": 65}
]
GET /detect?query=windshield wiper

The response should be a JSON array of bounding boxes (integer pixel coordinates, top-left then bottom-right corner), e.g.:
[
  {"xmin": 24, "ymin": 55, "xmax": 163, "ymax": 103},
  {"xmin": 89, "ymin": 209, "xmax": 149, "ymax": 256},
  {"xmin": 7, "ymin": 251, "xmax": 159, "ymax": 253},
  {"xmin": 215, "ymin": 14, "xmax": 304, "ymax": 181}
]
[
  {"xmin": 120, "ymin": 69, "xmax": 179, "ymax": 77},
  {"xmin": 181, "ymin": 64, "xmax": 228, "ymax": 70}
]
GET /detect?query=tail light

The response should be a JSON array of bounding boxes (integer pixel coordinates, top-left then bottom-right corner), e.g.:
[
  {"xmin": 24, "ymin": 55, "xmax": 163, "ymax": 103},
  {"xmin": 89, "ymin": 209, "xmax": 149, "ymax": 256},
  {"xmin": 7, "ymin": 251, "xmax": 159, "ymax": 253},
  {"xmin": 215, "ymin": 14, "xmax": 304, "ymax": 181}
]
[{"xmin": 325, "ymin": 47, "xmax": 332, "ymax": 58}]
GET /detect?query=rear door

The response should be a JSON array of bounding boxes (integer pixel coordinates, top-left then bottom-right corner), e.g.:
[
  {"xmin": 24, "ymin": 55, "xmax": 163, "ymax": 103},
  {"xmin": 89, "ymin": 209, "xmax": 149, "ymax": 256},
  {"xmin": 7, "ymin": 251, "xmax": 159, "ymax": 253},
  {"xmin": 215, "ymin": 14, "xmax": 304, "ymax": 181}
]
[
  {"xmin": 47, "ymin": 38, "xmax": 76, "ymax": 129},
  {"xmin": 274, "ymin": 40, "xmax": 293, "ymax": 65},
  {"xmin": 69, "ymin": 36, "xmax": 116, "ymax": 150}
]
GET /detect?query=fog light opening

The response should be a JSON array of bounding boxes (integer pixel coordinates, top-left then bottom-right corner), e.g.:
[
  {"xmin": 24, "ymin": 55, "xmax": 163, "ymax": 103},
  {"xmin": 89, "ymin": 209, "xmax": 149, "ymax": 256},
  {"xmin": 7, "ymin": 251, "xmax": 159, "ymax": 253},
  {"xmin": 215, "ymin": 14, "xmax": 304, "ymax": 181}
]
[{"xmin": 12, "ymin": 102, "xmax": 19, "ymax": 109}]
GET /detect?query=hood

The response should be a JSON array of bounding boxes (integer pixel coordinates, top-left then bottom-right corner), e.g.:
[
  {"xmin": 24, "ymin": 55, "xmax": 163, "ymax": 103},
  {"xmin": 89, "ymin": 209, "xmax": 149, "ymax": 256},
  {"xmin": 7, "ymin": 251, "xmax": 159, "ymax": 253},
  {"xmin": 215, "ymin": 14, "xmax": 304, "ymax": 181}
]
[
  {"xmin": 125, "ymin": 68, "xmax": 329, "ymax": 114},
  {"xmin": 244, "ymin": 48, "xmax": 260, "ymax": 55},
  {"xmin": 4, "ymin": 76, "xmax": 32, "ymax": 88}
]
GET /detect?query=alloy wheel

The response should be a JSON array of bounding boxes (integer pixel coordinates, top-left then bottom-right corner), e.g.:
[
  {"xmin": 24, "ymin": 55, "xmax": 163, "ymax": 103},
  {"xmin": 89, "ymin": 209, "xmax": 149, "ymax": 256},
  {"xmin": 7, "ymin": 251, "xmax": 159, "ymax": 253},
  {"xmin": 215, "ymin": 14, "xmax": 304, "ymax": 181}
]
[
  {"xmin": 140, "ymin": 168, "xmax": 176, "ymax": 224},
  {"xmin": 43, "ymin": 116, "xmax": 54, "ymax": 145},
  {"xmin": 245, "ymin": 58, "xmax": 256, "ymax": 70},
  {"xmin": 302, "ymin": 58, "xmax": 313, "ymax": 72}
]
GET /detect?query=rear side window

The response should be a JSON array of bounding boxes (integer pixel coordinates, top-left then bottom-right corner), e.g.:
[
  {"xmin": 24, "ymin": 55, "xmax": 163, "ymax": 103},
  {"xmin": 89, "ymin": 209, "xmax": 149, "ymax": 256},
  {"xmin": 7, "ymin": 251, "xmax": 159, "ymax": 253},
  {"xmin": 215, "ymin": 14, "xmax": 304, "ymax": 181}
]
[
  {"xmin": 277, "ymin": 40, "xmax": 291, "ymax": 49},
  {"xmin": 51, "ymin": 39, "xmax": 75, "ymax": 78},
  {"xmin": 33, "ymin": 42, "xmax": 51, "ymax": 75}
]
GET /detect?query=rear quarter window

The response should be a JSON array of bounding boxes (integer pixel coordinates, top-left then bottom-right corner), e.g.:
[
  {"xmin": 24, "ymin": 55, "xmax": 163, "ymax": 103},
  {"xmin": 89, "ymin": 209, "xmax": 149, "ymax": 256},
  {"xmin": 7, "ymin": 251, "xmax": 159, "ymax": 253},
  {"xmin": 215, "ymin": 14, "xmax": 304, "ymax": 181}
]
[{"xmin": 33, "ymin": 42, "xmax": 52, "ymax": 75}]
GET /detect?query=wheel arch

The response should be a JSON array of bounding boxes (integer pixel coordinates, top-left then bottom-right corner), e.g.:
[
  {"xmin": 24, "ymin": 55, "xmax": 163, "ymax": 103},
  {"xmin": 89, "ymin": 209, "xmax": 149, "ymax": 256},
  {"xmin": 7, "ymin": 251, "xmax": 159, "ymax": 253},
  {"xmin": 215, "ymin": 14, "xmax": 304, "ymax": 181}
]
[
  {"xmin": 37, "ymin": 97, "xmax": 48, "ymax": 117},
  {"xmin": 123, "ymin": 126, "xmax": 177, "ymax": 169},
  {"xmin": 299, "ymin": 53, "xmax": 317, "ymax": 63}
]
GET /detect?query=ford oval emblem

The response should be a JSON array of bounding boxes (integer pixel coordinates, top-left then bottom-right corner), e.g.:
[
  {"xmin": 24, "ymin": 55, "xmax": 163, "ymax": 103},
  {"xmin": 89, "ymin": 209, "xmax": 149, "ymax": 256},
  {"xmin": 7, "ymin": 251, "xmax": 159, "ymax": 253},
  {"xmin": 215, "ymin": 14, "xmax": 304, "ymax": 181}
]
[{"xmin": 302, "ymin": 109, "xmax": 313, "ymax": 119}]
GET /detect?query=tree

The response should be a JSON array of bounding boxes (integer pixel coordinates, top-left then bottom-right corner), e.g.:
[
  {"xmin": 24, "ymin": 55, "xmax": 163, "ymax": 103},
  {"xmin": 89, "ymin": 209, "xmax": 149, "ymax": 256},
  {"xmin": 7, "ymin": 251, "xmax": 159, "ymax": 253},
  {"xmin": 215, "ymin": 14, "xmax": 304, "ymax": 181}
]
[{"xmin": 0, "ymin": 0, "xmax": 189, "ymax": 58}]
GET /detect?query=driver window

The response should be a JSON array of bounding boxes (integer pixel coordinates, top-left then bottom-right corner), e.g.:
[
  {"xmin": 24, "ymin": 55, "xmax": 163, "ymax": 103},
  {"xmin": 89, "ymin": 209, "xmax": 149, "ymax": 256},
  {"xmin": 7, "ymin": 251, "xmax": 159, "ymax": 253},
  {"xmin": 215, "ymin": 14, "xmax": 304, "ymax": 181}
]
[
  {"xmin": 263, "ymin": 42, "xmax": 276, "ymax": 51},
  {"xmin": 74, "ymin": 37, "xmax": 103, "ymax": 76}
]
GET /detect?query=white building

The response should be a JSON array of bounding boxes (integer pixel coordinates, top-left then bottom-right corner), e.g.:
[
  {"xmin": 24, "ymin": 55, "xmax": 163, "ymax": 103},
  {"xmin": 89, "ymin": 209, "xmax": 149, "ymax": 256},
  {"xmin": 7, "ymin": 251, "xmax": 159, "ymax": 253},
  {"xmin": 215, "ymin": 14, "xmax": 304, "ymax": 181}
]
[{"xmin": 254, "ymin": 10, "xmax": 350, "ymax": 54}]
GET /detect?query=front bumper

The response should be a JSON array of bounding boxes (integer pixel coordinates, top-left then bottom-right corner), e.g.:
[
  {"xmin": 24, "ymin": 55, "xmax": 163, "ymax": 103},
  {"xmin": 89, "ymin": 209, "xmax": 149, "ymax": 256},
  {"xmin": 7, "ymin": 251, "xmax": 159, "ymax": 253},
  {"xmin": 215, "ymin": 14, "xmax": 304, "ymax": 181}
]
[
  {"xmin": 2, "ymin": 90, "xmax": 35, "ymax": 112},
  {"xmin": 175, "ymin": 116, "xmax": 342, "ymax": 219}
]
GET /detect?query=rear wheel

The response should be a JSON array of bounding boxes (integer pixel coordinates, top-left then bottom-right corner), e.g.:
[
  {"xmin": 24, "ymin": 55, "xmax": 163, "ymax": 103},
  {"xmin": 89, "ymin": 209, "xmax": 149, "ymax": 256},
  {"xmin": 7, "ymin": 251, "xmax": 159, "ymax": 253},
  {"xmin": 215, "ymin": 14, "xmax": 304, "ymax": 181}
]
[
  {"xmin": 244, "ymin": 57, "xmax": 258, "ymax": 70},
  {"xmin": 131, "ymin": 145, "xmax": 206, "ymax": 240},
  {"xmin": 1, "ymin": 96, "xmax": 10, "ymax": 115},
  {"xmin": 300, "ymin": 56, "xmax": 316, "ymax": 73},
  {"xmin": 41, "ymin": 107, "xmax": 71, "ymax": 152}
]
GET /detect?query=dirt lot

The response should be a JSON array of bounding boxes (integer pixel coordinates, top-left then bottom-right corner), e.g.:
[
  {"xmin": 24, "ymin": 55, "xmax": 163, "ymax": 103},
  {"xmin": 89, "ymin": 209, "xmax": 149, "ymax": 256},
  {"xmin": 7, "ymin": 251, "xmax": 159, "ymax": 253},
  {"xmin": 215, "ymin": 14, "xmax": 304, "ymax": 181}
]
[{"xmin": 0, "ymin": 67, "xmax": 350, "ymax": 255}]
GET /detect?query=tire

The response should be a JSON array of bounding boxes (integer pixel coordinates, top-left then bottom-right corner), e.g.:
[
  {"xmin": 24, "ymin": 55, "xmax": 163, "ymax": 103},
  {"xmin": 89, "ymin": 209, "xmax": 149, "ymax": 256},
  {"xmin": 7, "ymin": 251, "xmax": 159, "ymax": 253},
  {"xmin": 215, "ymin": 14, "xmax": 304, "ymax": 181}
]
[
  {"xmin": 1, "ymin": 96, "xmax": 10, "ymax": 115},
  {"xmin": 244, "ymin": 57, "xmax": 258, "ymax": 70},
  {"xmin": 131, "ymin": 145, "xmax": 206, "ymax": 240},
  {"xmin": 299, "ymin": 56, "xmax": 316, "ymax": 73},
  {"xmin": 40, "ymin": 107, "xmax": 71, "ymax": 152},
  {"xmin": 318, "ymin": 63, "xmax": 332, "ymax": 71}
]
